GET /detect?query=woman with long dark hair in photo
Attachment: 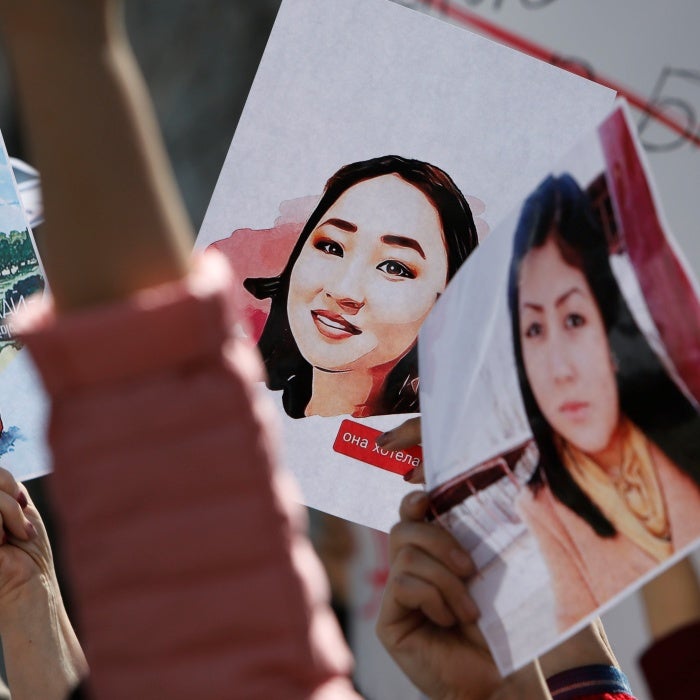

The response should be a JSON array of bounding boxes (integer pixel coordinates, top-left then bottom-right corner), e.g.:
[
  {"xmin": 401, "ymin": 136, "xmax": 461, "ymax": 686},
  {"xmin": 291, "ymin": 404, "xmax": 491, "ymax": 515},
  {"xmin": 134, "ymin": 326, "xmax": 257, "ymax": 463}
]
[
  {"xmin": 508, "ymin": 173, "xmax": 700, "ymax": 629},
  {"xmin": 245, "ymin": 155, "xmax": 478, "ymax": 419}
]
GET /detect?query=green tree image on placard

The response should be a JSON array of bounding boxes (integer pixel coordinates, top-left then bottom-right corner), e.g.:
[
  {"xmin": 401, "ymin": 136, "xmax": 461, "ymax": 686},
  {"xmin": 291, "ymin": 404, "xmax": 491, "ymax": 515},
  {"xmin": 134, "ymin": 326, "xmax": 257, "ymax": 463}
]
[{"xmin": 0, "ymin": 228, "xmax": 44, "ymax": 349}]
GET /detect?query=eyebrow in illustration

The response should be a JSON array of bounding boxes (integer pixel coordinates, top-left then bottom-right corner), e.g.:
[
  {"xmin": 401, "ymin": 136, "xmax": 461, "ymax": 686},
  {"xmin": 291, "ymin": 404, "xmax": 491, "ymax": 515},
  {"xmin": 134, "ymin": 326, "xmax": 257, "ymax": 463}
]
[
  {"xmin": 319, "ymin": 217, "xmax": 358, "ymax": 232},
  {"xmin": 318, "ymin": 218, "xmax": 426, "ymax": 258},
  {"xmin": 522, "ymin": 287, "xmax": 585, "ymax": 312},
  {"xmin": 381, "ymin": 234, "xmax": 426, "ymax": 259}
]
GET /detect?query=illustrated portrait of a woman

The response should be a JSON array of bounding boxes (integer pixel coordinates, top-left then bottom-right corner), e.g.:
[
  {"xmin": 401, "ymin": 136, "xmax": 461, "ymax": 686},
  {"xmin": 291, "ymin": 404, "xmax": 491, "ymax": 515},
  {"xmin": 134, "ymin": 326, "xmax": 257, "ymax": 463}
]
[
  {"xmin": 508, "ymin": 173, "xmax": 700, "ymax": 630},
  {"xmin": 245, "ymin": 155, "xmax": 478, "ymax": 419}
]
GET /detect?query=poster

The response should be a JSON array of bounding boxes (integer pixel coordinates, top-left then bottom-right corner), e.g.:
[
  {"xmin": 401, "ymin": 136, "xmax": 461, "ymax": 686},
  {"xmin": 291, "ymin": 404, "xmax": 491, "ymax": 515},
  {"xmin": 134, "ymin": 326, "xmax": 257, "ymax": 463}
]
[
  {"xmin": 419, "ymin": 101, "xmax": 700, "ymax": 674},
  {"xmin": 197, "ymin": 0, "xmax": 614, "ymax": 531},
  {"xmin": 0, "ymin": 147, "xmax": 49, "ymax": 482}
]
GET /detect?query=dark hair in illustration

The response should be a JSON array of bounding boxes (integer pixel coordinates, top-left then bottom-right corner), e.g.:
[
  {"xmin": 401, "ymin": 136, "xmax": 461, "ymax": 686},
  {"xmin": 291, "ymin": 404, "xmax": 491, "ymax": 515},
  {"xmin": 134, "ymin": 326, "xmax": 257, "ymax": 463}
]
[
  {"xmin": 507, "ymin": 173, "xmax": 700, "ymax": 537},
  {"xmin": 245, "ymin": 154, "xmax": 479, "ymax": 418}
]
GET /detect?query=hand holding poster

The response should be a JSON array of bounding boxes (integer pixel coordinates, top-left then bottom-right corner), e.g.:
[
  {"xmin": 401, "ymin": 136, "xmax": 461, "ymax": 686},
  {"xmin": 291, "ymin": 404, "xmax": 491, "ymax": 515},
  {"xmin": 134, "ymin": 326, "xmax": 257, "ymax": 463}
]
[
  {"xmin": 197, "ymin": 0, "xmax": 615, "ymax": 530},
  {"xmin": 420, "ymin": 101, "xmax": 700, "ymax": 674}
]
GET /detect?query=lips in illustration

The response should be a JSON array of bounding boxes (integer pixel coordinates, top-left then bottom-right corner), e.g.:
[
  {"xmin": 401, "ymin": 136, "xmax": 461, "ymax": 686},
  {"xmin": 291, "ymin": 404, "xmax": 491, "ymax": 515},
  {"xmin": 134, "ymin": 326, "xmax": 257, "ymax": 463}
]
[{"xmin": 311, "ymin": 310, "xmax": 362, "ymax": 339}]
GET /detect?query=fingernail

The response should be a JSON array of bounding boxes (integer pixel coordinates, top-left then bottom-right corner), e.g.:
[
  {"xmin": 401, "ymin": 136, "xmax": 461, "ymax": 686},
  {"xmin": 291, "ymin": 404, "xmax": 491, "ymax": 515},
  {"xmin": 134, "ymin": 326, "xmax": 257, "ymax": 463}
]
[
  {"xmin": 403, "ymin": 468, "xmax": 415, "ymax": 482},
  {"xmin": 450, "ymin": 548, "xmax": 474, "ymax": 575},
  {"xmin": 406, "ymin": 491, "xmax": 426, "ymax": 506},
  {"xmin": 16, "ymin": 492, "xmax": 27, "ymax": 510},
  {"xmin": 460, "ymin": 593, "xmax": 480, "ymax": 623},
  {"xmin": 25, "ymin": 521, "xmax": 37, "ymax": 539}
]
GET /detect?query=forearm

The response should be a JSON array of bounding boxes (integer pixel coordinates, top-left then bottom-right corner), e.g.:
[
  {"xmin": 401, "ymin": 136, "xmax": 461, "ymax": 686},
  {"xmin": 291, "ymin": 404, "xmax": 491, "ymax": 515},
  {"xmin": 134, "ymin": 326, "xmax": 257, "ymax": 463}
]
[
  {"xmin": 641, "ymin": 557, "xmax": 700, "ymax": 640},
  {"xmin": 539, "ymin": 619, "xmax": 617, "ymax": 679},
  {"xmin": 19, "ymin": 255, "xmax": 358, "ymax": 699},
  {"xmin": 0, "ymin": 1, "xmax": 191, "ymax": 311},
  {"xmin": 1, "ymin": 575, "xmax": 86, "ymax": 700},
  {"xmin": 490, "ymin": 662, "xmax": 551, "ymax": 700},
  {"xmin": 55, "ymin": 586, "xmax": 89, "ymax": 683}
]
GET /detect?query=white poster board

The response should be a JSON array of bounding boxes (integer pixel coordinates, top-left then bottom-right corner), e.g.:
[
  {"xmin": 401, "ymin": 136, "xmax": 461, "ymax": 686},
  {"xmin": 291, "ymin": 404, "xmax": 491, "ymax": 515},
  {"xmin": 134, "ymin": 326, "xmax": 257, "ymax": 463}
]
[{"xmin": 197, "ymin": 0, "xmax": 614, "ymax": 531}]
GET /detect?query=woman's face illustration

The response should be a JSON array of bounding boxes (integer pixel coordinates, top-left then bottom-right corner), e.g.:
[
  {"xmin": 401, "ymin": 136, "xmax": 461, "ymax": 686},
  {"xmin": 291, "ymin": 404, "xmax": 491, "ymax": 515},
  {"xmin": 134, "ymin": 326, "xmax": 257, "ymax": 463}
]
[
  {"xmin": 287, "ymin": 174, "xmax": 448, "ymax": 374},
  {"xmin": 518, "ymin": 235, "xmax": 620, "ymax": 456}
]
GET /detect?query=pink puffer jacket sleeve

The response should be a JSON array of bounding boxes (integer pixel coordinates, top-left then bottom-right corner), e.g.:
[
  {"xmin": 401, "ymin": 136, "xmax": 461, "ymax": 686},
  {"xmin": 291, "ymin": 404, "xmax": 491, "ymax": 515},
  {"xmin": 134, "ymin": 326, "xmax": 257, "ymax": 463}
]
[{"xmin": 19, "ymin": 251, "xmax": 358, "ymax": 700}]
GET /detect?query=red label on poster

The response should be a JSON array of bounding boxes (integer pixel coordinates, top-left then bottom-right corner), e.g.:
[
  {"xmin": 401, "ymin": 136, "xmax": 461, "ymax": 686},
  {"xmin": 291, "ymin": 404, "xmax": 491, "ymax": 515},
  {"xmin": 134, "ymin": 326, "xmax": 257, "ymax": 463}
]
[{"xmin": 333, "ymin": 419, "xmax": 422, "ymax": 476}]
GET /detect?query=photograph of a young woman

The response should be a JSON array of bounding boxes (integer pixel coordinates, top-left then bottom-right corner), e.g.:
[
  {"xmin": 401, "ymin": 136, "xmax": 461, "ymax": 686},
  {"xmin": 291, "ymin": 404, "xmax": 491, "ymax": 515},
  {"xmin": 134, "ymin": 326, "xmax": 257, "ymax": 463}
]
[
  {"xmin": 508, "ymin": 173, "xmax": 700, "ymax": 631},
  {"xmin": 244, "ymin": 155, "xmax": 478, "ymax": 419}
]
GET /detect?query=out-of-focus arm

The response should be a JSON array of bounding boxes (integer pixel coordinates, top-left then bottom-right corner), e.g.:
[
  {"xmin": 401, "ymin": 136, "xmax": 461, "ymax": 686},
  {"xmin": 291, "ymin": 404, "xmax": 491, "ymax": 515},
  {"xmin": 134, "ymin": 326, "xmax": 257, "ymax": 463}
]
[{"xmin": 0, "ymin": 0, "xmax": 191, "ymax": 311}]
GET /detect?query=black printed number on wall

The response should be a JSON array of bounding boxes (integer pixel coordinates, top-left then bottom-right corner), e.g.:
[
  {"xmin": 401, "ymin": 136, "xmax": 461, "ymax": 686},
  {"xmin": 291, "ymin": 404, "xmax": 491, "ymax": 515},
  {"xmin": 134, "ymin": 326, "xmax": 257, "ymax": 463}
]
[{"xmin": 639, "ymin": 68, "xmax": 700, "ymax": 152}]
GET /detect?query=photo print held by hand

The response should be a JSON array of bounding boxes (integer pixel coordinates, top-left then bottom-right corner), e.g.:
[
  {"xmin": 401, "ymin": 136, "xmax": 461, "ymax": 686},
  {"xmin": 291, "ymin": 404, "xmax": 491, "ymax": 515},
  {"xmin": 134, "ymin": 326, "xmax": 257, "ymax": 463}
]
[{"xmin": 420, "ymin": 102, "xmax": 700, "ymax": 674}]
